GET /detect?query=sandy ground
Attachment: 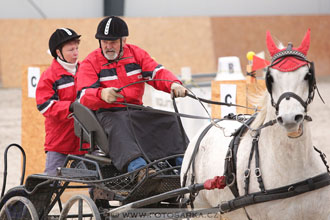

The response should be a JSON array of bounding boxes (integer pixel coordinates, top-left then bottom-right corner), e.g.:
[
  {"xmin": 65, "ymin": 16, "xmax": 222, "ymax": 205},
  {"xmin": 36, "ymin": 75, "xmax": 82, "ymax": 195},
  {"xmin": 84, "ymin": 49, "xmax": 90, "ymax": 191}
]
[
  {"xmin": 0, "ymin": 77, "xmax": 329, "ymax": 211},
  {"xmin": 0, "ymin": 88, "xmax": 22, "ymax": 195}
]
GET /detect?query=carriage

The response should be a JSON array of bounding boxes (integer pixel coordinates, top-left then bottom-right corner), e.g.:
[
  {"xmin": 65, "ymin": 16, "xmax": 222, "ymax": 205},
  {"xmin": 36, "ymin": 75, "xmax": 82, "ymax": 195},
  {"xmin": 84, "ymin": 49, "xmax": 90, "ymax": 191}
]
[
  {"xmin": 0, "ymin": 99, "xmax": 192, "ymax": 219},
  {"xmin": 1, "ymin": 29, "xmax": 330, "ymax": 220}
]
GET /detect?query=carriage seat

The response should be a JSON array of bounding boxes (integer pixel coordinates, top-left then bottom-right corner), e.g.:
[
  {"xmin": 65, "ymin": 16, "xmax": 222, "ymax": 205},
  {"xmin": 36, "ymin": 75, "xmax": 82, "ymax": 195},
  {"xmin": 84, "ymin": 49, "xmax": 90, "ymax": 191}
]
[{"xmin": 72, "ymin": 102, "xmax": 111, "ymax": 164}]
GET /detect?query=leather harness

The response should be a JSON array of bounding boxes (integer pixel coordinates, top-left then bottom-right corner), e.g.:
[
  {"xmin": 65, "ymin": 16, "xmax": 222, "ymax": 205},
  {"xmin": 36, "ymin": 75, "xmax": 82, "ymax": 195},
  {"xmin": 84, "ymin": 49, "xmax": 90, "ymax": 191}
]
[{"xmin": 182, "ymin": 113, "xmax": 330, "ymax": 216}]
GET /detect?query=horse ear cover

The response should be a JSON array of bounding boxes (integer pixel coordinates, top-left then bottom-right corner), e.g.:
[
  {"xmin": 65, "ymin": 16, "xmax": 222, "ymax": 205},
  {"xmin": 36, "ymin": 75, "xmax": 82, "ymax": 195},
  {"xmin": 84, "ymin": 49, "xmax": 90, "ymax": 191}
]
[{"xmin": 265, "ymin": 29, "xmax": 312, "ymax": 96}]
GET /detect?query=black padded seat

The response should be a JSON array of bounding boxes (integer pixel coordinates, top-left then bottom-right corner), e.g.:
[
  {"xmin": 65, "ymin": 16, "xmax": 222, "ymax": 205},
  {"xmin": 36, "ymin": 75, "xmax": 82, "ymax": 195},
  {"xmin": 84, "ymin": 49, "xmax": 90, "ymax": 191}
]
[{"xmin": 72, "ymin": 102, "xmax": 109, "ymax": 155}]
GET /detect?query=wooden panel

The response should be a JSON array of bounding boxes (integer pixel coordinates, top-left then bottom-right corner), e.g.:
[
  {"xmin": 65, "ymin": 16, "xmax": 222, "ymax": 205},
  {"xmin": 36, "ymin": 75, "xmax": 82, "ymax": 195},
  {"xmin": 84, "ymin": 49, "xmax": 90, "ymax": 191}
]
[
  {"xmin": 21, "ymin": 65, "xmax": 48, "ymax": 177},
  {"xmin": 126, "ymin": 17, "xmax": 216, "ymax": 77},
  {"xmin": 0, "ymin": 18, "xmax": 100, "ymax": 88},
  {"xmin": 2, "ymin": 16, "xmax": 330, "ymax": 88},
  {"xmin": 211, "ymin": 15, "xmax": 330, "ymax": 79},
  {"xmin": 211, "ymin": 79, "xmax": 266, "ymax": 118},
  {"xmin": 211, "ymin": 80, "xmax": 247, "ymax": 119},
  {"xmin": 0, "ymin": 17, "xmax": 216, "ymax": 88}
]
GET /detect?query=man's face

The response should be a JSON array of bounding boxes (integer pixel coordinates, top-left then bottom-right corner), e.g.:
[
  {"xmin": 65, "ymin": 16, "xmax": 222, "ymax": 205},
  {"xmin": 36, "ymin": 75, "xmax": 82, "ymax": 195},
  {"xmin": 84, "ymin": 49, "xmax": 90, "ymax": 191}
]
[
  {"xmin": 100, "ymin": 38, "xmax": 126, "ymax": 60},
  {"xmin": 56, "ymin": 40, "xmax": 79, "ymax": 63}
]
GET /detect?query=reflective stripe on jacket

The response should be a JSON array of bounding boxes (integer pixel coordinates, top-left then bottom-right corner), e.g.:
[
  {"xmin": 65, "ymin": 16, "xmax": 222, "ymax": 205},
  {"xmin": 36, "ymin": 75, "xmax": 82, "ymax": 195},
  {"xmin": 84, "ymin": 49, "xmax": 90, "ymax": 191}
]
[
  {"xmin": 76, "ymin": 44, "xmax": 181, "ymax": 110},
  {"xmin": 36, "ymin": 59, "xmax": 86, "ymax": 155}
]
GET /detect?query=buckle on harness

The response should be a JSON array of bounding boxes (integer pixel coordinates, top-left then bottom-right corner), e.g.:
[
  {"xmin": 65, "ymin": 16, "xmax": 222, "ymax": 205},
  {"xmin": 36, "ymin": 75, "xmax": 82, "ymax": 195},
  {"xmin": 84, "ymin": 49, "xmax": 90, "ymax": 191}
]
[
  {"xmin": 255, "ymin": 168, "xmax": 262, "ymax": 177},
  {"xmin": 226, "ymin": 173, "xmax": 236, "ymax": 187},
  {"xmin": 288, "ymin": 186, "xmax": 295, "ymax": 192},
  {"xmin": 244, "ymin": 169, "xmax": 250, "ymax": 178},
  {"xmin": 250, "ymin": 130, "xmax": 259, "ymax": 140},
  {"xmin": 226, "ymin": 149, "xmax": 233, "ymax": 160},
  {"xmin": 219, "ymin": 201, "xmax": 229, "ymax": 213}
]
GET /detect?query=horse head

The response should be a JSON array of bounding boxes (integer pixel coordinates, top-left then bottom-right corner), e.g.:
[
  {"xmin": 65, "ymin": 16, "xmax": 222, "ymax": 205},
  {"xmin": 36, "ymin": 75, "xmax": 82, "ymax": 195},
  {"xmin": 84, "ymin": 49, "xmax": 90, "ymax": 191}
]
[{"xmin": 265, "ymin": 29, "xmax": 316, "ymax": 138}]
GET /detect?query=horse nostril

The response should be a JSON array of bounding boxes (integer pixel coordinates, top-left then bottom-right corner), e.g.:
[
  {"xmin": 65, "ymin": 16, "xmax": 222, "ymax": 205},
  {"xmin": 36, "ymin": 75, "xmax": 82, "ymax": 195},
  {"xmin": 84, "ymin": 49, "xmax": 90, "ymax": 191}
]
[
  {"xmin": 277, "ymin": 116, "xmax": 283, "ymax": 124},
  {"xmin": 294, "ymin": 114, "xmax": 304, "ymax": 123}
]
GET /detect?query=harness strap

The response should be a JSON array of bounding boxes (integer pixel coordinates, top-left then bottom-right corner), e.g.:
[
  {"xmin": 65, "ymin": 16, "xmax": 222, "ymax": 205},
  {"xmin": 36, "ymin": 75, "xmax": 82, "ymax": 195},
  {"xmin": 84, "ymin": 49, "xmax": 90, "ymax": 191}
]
[
  {"xmin": 255, "ymin": 119, "xmax": 277, "ymax": 131},
  {"xmin": 219, "ymin": 172, "xmax": 330, "ymax": 213},
  {"xmin": 172, "ymin": 97, "xmax": 189, "ymax": 148},
  {"xmin": 221, "ymin": 147, "xmax": 330, "ymax": 213},
  {"xmin": 224, "ymin": 136, "xmax": 238, "ymax": 197},
  {"xmin": 182, "ymin": 122, "xmax": 218, "ymax": 187},
  {"xmin": 313, "ymin": 146, "xmax": 330, "ymax": 173},
  {"xmin": 275, "ymin": 92, "xmax": 308, "ymax": 113},
  {"xmin": 254, "ymin": 134, "xmax": 266, "ymax": 193},
  {"xmin": 243, "ymin": 119, "xmax": 281, "ymax": 195},
  {"xmin": 224, "ymin": 115, "xmax": 256, "ymax": 198},
  {"xmin": 181, "ymin": 121, "xmax": 218, "ymax": 208},
  {"xmin": 244, "ymin": 141, "xmax": 255, "ymax": 195}
]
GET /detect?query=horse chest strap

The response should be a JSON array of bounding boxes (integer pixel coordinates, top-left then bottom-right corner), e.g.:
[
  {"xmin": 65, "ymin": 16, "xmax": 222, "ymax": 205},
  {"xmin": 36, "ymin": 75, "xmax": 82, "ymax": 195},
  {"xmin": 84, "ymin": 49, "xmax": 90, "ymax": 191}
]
[
  {"xmin": 219, "ymin": 172, "xmax": 330, "ymax": 214},
  {"xmin": 224, "ymin": 115, "xmax": 257, "ymax": 198},
  {"xmin": 244, "ymin": 131, "xmax": 266, "ymax": 195}
]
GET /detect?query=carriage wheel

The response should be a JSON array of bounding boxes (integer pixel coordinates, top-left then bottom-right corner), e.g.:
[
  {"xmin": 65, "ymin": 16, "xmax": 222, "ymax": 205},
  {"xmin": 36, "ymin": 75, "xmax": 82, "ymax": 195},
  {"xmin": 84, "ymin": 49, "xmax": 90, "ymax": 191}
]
[
  {"xmin": 0, "ymin": 196, "xmax": 39, "ymax": 220},
  {"xmin": 59, "ymin": 194, "xmax": 101, "ymax": 220}
]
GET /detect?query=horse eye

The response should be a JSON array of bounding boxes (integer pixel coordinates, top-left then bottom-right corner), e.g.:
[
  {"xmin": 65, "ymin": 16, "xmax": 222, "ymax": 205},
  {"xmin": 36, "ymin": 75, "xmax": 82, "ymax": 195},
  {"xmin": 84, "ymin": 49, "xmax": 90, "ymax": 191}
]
[
  {"xmin": 304, "ymin": 73, "xmax": 311, "ymax": 80},
  {"xmin": 267, "ymin": 74, "xmax": 274, "ymax": 83}
]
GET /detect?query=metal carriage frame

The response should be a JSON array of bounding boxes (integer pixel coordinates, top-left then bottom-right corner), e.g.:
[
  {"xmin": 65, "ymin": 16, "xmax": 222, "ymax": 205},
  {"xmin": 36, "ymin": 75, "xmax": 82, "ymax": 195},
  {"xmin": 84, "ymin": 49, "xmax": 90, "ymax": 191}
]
[{"xmin": 0, "ymin": 102, "xmax": 187, "ymax": 220}]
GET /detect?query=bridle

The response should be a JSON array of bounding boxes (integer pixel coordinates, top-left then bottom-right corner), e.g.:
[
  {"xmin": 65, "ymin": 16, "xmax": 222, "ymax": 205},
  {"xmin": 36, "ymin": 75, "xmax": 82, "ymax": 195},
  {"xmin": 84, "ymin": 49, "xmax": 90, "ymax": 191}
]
[{"xmin": 265, "ymin": 43, "xmax": 316, "ymax": 115}]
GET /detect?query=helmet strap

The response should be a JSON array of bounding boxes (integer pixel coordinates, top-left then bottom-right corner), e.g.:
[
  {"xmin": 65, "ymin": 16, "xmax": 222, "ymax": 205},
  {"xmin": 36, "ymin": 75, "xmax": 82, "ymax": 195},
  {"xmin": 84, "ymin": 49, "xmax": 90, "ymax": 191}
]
[
  {"xmin": 58, "ymin": 49, "xmax": 68, "ymax": 63},
  {"xmin": 118, "ymin": 38, "xmax": 123, "ymax": 60}
]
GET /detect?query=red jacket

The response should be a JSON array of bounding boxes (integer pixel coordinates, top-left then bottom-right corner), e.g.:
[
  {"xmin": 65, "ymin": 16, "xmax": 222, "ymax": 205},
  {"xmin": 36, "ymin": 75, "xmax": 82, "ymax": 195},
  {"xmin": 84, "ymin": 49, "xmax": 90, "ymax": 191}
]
[
  {"xmin": 36, "ymin": 59, "xmax": 86, "ymax": 155},
  {"xmin": 76, "ymin": 44, "xmax": 181, "ymax": 110}
]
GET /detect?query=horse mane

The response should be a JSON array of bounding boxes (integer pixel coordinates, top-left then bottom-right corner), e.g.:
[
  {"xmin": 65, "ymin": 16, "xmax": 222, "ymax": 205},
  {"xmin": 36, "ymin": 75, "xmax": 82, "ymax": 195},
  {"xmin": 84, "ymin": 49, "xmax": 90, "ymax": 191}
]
[
  {"xmin": 278, "ymin": 42, "xmax": 285, "ymax": 49},
  {"xmin": 248, "ymin": 90, "xmax": 269, "ymax": 130}
]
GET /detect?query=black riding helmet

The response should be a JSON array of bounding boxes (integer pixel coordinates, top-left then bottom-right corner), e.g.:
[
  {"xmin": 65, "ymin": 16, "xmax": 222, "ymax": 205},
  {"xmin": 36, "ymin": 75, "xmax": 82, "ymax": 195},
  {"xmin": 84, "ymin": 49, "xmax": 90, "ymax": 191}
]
[
  {"xmin": 95, "ymin": 16, "xmax": 129, "ymax": 61},
  {"xmin": 49, "ymin": 28, "xmax": 81, "ymax": 58},
  {"xmin": 95, "ymin": 16, "xmax": 129, "ymax": 40}
]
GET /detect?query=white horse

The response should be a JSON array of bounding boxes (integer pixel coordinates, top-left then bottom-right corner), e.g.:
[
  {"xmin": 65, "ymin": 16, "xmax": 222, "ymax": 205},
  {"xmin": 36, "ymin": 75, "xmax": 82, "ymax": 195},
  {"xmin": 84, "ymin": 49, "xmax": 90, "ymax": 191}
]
[{"xmin": 181, "ymin": 29, "xmax": 330, "ymax": 220}]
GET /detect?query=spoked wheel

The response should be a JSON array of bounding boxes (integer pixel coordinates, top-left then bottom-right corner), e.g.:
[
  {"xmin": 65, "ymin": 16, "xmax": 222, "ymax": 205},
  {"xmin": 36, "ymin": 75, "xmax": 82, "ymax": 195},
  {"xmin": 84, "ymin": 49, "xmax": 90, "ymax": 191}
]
[
  {"xmin": 0, "ymin": 196, "xmax": 39, "ymax": 220},
  {"xmin": 59, "ymin": 194, "xmax": 101, "ymax": 220}
]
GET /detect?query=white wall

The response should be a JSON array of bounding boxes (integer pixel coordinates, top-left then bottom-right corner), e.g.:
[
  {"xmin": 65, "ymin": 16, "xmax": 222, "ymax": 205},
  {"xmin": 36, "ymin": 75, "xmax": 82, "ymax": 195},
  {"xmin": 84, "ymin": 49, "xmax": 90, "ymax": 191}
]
[
  {"xmin": 0, "ymin": 0, "xmax": 329, "ymax": 19},
  {"xmin": 124, "ymin": 0, "xmax": 330, "ymax": 17},
  {"xmin": 0, "ymin": 0, "xmax": 103, "ymax": 19}
]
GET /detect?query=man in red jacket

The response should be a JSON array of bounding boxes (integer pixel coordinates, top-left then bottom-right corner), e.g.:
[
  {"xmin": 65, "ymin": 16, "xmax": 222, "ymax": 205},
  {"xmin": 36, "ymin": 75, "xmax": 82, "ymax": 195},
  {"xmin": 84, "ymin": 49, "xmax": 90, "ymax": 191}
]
[
  {"xmin": 36, "ymin": 28, "xmax": 86, "ymax": 175},
  {"xmin": 76, "ymin": 16, "xmax": 187, "ymax": 174}
]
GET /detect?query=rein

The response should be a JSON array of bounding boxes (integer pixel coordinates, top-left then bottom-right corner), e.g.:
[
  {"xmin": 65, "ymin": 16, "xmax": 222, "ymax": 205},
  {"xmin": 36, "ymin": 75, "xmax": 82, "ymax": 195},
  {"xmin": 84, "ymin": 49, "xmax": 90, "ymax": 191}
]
[
  {"xmin": 114, "ymin": 101, "xmax": 215, "ymax": 120},
  {"xmin": 116, "ymin": 79, "xmax": 259, "ymax": 111},
  {"xmin": 113, "ymin": 78, "xmax": 260, "ymax": 124},
  {"xmin": 186, "ymin": 93, "xmax": 258, "ymax": 111}
]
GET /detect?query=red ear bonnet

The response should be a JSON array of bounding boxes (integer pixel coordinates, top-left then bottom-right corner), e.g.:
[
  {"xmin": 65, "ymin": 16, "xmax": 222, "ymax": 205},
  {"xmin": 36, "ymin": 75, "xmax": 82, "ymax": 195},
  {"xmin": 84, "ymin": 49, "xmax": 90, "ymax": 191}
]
[
  {"xmin": 296, "ymin": 28, "xmax": 310, "ymax": 56},
  {"xmin": 266, "ymin": 31, "xmax": 281, "ymax": 57},
  {"xmin": 267, "ymin": 29, "xmax": 310, "ymax": 72}
]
